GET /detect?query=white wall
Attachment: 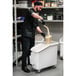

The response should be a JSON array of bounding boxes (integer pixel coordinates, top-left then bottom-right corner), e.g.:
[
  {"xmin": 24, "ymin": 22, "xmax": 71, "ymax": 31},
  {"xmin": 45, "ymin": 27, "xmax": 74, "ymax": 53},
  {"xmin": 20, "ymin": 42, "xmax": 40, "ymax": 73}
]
[{"xmin": 40, "ymin": 22, "xmax": 63, "ymax": 41}]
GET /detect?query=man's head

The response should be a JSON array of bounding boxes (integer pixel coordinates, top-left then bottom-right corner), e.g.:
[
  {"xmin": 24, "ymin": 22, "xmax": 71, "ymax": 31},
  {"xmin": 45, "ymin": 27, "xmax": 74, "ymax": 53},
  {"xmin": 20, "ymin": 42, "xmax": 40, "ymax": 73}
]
[{"xmin": 34, "ymin": 1, "xmax": 43, "ymax": 12}]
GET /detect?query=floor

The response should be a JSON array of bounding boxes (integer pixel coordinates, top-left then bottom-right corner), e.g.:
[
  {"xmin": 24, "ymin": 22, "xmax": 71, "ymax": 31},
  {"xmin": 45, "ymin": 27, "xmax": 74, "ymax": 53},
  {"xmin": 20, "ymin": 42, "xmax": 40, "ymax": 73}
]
[{"xmin": 13, "ymin": 57, "xmax": 63, "ymax": 76}]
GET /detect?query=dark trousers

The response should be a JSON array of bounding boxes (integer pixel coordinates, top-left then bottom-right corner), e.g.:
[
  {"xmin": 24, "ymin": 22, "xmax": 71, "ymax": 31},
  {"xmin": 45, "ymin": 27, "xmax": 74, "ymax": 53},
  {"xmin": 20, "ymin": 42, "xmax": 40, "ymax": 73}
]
[{"xmin": 22, "ymin": 36, "xmax": 35, "ymax": 67}]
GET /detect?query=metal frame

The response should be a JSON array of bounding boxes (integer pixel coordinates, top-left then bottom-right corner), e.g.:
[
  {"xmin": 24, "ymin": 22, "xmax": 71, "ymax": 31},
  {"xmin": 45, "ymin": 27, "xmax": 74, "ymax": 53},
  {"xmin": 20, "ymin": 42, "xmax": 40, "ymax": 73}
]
[{"xmin": 14, "ymin": 0, "xmax": 18, "ymax": 66}]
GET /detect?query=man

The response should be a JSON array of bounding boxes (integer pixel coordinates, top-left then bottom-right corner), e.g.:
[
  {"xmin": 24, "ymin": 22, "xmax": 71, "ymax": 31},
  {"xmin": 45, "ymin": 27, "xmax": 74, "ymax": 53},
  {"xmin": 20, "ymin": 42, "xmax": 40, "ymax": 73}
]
[{"xmin": 21, "ymin": 1, "xmax": 45, "ymax": 73}]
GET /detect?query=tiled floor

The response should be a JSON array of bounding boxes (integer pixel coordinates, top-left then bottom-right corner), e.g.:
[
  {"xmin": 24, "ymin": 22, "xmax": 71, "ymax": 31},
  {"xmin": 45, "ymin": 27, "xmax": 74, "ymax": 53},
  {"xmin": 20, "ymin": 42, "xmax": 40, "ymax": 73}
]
[{"xmin": 13, "ymin": 57, "xmax": 63, "ymax": 76}]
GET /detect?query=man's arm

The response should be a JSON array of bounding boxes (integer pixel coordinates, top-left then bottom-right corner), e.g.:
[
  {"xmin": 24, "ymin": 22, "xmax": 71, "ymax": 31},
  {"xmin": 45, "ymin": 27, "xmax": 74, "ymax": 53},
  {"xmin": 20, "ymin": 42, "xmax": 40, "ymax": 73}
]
[
  {"xmin": 32, "ymin": 13, "xmax": 46, "ymax": 25},
  {"xmin": 31, "ymin": 12, "xmax": 43, "ymax": 20},
  {"xmin": 36, "ymin": 26, "xmax": 45, "ymax": 37},
  {"xmin": 28, "ymin": 9, "xmax": 43, "ymax": 20},
  {"xmin": 36, "ymin": 26, "xmax": 43, "ymax": 33}
]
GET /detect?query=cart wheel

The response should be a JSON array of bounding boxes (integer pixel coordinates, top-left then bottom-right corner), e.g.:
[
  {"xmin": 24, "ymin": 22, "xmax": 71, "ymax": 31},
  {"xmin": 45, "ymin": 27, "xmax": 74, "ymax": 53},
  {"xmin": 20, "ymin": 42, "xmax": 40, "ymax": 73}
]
[
  {"xmin": 60, "ymin": 57, "xmax": 63, "ymax": 60},
  {"xmin": 36, "ymin": 70, "xmax": 41, "ymax": 73},
  {"xmin": 51, "ymin": 65, "xmax": 56, "ymax": 69}
]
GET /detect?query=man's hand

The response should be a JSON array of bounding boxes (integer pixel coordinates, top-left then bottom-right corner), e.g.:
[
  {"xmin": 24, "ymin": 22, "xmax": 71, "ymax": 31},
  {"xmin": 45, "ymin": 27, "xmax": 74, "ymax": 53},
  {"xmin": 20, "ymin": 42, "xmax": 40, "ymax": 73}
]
[{"xmin": 41, "ymin": 32, "xmax": 45, "ymax": 38}]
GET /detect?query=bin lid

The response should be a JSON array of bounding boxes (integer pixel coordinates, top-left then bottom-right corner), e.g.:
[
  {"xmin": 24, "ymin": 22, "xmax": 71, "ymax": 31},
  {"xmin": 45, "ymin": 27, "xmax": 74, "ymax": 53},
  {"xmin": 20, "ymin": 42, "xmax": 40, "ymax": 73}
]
[{"xmin": 31, "ymin": 41, "xmax": 59, "ymax": 53}]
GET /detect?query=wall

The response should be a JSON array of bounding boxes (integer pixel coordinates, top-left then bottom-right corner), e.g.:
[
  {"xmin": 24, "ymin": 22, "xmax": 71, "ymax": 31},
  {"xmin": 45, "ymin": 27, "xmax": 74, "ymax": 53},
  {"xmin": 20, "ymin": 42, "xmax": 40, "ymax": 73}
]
[{"xmin": 40, "ymin": 22, "xmax": 63, "ymax": 41}]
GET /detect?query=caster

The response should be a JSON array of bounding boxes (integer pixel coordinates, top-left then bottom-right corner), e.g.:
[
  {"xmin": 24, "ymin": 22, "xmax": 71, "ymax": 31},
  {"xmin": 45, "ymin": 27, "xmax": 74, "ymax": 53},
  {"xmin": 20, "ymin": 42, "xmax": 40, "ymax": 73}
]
[
  {"xmin": 60, "ymin": 57, "xmax": 63, "ymax": 60},
  {"xmin": 51, "ymin": 65, "xmax": 56, "ymax": 69},
  {"xmin": 36, "ymin": 70, "xmax": 41, "ymax": 73},
  {"xmin": 37, "ymin": 70, "xmax": 41, "ymax": 73}
]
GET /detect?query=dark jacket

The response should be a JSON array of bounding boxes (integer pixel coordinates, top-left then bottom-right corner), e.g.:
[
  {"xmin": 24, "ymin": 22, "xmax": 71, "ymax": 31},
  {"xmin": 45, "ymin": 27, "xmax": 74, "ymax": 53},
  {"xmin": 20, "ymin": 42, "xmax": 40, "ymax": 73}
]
[{"xmin": 22, "ymin": 9, "xmax": 39, "ymax": 38}]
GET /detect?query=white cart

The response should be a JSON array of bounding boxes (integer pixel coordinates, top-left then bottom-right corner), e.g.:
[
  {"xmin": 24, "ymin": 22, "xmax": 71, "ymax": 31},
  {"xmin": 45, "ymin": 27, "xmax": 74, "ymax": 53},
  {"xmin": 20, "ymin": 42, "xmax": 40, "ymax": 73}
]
[{"xmin": 30, "ymin": 41, "xmax": 59, "ymax": 72}]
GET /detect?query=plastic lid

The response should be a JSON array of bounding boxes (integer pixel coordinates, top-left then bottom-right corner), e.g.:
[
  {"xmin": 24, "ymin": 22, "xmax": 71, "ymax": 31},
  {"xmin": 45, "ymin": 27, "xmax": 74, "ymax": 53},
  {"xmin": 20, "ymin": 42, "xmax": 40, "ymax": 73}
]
[{"xmin": 31, "ymin": 41, "xmax": 59, "ymax": 53}]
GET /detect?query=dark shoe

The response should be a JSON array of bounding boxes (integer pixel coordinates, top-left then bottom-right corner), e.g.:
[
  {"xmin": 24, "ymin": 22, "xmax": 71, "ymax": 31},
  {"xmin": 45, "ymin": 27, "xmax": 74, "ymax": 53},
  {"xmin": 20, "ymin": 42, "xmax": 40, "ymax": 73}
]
[
  {"xmin": 27, "ymin": 64, "xmax": 34, "ymax": 72},
  {"xmin": 22, "ymin": 66, "xmax": 30, "ymax": 73}
]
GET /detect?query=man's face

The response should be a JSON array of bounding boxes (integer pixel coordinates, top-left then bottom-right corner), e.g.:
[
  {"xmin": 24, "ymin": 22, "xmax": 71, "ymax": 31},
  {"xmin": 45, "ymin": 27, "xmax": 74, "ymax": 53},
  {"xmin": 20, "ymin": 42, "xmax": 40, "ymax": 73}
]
[{"xmin": 36, "ymin": 5, "xmax": 43, "ymax": 12}]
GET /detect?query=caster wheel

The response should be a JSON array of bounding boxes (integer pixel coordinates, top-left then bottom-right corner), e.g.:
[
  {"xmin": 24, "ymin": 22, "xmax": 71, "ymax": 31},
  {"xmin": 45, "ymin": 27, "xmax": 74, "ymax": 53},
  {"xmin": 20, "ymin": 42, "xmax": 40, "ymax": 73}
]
[
  {"xmin": 60, "ymin": 57, "xmax": 63, "ymax": 60},
  {"xmin": 36, "ymin": 70, "xmax": 41, "ymax": 73},
  {"xmin": 51, "ymin": 65, "xmax": 56, "ymax": 69}
]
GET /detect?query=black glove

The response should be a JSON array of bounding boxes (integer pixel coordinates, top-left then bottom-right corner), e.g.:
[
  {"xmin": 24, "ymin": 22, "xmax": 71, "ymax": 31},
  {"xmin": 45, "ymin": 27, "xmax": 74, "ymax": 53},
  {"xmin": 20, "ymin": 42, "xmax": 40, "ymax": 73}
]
[
  {"xmin": 41, "ymin": 20, "xmax": 45, "ymax": 25},
  {"xmin": 41, "ymin": 33, "xmax": 45, "ymax": 38}
]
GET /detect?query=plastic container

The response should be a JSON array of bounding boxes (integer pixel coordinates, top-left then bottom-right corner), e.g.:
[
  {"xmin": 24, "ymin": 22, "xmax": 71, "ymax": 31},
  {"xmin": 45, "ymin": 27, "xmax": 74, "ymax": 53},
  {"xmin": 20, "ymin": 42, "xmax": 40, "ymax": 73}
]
[
  {"xmin": 47, "ymin": 15, "xmax": 53, "ymax": 20},
  {"xmin": 45, "ymin": 35, "xmax": 52, "ymax": 44},
  {"xmin": 30, "ymin": 41, "xmax": 59, "ymax": 72}
]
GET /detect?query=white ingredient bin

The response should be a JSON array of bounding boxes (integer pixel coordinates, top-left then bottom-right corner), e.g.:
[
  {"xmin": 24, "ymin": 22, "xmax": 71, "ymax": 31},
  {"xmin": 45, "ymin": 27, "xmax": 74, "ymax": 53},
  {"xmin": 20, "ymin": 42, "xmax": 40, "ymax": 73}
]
[{"xmin": 30, "ymin": 41, "xmax": 59, "ymax": 71}]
